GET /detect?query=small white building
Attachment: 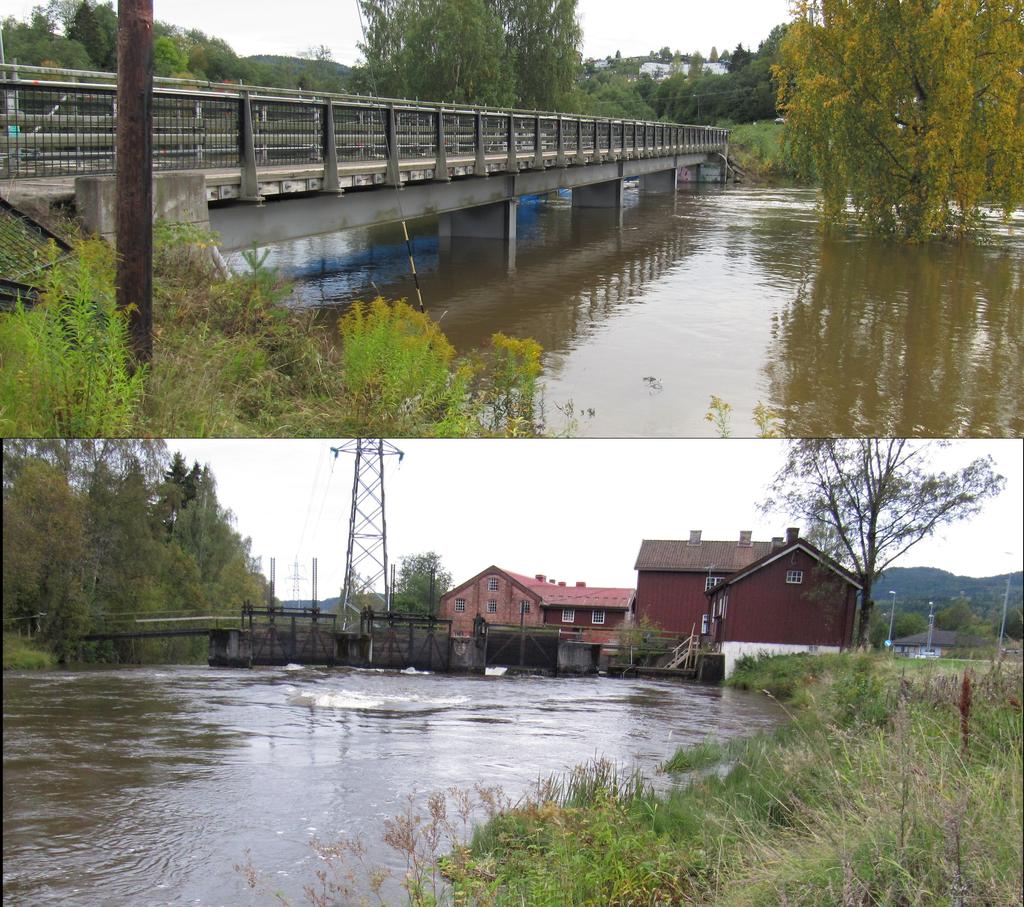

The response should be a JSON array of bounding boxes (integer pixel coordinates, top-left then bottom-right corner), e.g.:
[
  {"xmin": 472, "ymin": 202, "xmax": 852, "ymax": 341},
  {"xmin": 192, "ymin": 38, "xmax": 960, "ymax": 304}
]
[{"xmin": 640, "ymin": 61, "xmax": 674, "ymax": 80}]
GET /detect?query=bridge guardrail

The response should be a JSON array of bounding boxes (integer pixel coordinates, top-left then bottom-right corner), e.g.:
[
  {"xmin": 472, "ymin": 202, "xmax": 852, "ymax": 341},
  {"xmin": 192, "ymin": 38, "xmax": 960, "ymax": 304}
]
[{"xmin": 0, "ymin": 64, "xmax": 729, "ymax": 185}]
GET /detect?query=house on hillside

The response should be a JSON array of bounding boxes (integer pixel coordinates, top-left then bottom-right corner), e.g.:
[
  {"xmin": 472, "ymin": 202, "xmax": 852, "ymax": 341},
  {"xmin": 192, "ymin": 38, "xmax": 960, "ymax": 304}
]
[
  {"xmin": 438, "ymin": 566, "xmax": 635, "ymax": 643},
  {"xmin": 640, "ymin": 61, "xmax": 674, "ymax": 80},
  {"xmin": 704, "ymin": 529, "xmax": 861, "ymax": 675},
  {"xmin": 892, "ymin": 630, "xmax": 988, "ymax": 658},
  {"xmin": 634, "ymin": 530, "xmax": 778, "ymax": 636}
]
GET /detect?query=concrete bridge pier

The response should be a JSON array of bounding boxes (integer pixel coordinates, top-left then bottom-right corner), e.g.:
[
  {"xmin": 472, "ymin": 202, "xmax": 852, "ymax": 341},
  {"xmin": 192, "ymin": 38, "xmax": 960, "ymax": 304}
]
[
  {"xmin": 639, "ymin": 168, "xmax": 677, "ymax": 193},
  {"xmin": 438, "ymin": 199, "xmax": 517, "ymax": 271},
  {"xmin": 571, "ymin": 178, "xmax": 623, "ymax": 208},
  {"xmin": 439, "ymin": 199, "xmax": 517, "ymax": 241}
]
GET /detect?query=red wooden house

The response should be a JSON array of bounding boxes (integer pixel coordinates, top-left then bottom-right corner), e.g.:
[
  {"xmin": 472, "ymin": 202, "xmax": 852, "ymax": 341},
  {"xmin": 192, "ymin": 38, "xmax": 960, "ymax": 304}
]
[
  {"xmin": 704, "ymin": 529, "xmax": 861, "ymax": 675},
  {"xmin": 438, "ymin": 566, "xmax": 635, "ymax": 643},
  {"xmin": 633, "ymin": 530, "xmax": 777, "ymax": 637}
]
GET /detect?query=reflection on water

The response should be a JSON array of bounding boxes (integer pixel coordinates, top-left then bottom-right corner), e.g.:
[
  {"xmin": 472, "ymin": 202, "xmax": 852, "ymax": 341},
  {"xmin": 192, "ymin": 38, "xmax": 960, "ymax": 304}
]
[
  {"xmin": 229, "ymin": 187, "xmax": 1023, "ymax": 436},
  {"xmin": 3, "ymin": 666, "xmax": 783, "ymax": 906}
]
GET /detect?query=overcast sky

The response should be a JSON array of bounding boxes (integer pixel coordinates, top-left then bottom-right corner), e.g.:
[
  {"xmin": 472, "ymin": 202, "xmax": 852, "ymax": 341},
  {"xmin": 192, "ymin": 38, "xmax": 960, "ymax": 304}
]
[
  {"xmin": 3, "ymin": 0, "xmax": 793, "ymax": 68},
  {"xmin": 167, "ymin": 439, "xmax": 1023, "ymax": 601}
]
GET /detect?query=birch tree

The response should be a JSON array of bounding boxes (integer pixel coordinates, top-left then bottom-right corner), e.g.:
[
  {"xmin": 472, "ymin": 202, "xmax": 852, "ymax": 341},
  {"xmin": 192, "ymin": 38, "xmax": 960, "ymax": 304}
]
[
  {"xmin": 764, "ymin": 440, "xmax": 1005, "ymax": 645},
  {"xmin": 776, "ymin": 0, "xmax": 1024, "ymax": 239}
]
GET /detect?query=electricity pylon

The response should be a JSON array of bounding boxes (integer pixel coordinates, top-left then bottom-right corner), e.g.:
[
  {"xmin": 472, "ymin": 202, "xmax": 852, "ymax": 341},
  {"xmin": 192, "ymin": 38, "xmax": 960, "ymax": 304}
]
[{"xmin": 332, "ymin": 440, "xmax": 404, "ymax": 628}]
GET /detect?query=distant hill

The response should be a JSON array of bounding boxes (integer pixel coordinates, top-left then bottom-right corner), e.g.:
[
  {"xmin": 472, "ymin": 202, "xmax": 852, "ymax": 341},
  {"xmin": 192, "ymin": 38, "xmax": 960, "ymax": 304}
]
[
  {"xmin": 878, "ymin": 567, "xmax": 1022, "ymax": 616},
  {"xmin": 280, "ymin": 596, "xmax": 340, "ymax": 612},
  {"xmin": 245, "ymin": 55, "xmax": 353, "ymax": 81}
]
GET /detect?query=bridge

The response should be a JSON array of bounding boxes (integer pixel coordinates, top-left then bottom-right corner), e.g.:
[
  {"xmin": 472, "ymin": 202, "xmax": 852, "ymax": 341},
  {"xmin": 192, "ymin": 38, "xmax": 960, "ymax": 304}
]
[{"xmin": 0, "ymin": 65, "xmax": 729, "ymax": 253}]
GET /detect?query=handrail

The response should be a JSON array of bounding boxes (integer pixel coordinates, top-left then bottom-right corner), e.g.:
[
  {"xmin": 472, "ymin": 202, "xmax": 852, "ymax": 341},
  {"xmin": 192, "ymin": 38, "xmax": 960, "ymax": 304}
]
[{"xmin": 1, "ymin": 64, "xmax": 729, "ymax": 185}]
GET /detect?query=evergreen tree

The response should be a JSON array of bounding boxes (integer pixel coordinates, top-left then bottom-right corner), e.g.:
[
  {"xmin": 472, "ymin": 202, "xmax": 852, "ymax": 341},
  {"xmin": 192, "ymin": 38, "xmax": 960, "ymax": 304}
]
[{"xmin": 67, "ymin": 1, "xmax": 110, "ymax": 70}]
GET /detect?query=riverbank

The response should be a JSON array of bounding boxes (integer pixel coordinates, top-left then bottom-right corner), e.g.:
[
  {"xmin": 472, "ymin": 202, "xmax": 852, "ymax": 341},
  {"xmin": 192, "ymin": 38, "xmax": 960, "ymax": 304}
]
[
  {"xmin": 727, "ymin": 122, "xmax": 804, "ymax": 185},
  {"xmin": 0, "ymin": 226, "xmax": 545, "ymax": 438},
  {"xmin": 2, "ymin": 635, "xmax": 57, "ymax": 670},
  {"xmin": 443, "ymin": 653, "xmax": 1022, "ymax": 905}
]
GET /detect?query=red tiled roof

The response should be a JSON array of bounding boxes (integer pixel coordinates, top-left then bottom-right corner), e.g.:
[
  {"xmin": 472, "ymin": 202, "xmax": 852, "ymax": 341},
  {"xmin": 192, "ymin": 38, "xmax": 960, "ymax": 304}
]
[
  {"xmin": 634, "ymin": 539, "xmax": 775, "ymax": 573},
  {"xmin": 504, "ymin": 569, "xmax": 634, "ymax": 610}
]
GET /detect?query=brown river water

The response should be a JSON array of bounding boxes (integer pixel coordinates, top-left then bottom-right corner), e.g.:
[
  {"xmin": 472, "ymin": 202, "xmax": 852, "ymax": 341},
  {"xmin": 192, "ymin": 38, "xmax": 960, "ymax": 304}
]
[
  {"xmin": 3, "ymin": 665, "xmax": 784, "ymax": 906},
  {"xmin": 234, "ymin": 185, "xmax": 1024, "ymax": 438}
]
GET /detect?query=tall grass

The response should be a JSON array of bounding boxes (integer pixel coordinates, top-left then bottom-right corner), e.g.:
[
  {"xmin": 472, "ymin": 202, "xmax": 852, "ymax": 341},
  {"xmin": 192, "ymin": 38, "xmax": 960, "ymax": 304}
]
[
  {"xmin": 446, "ymin": 655, "xmax": 1023, "ymax": 906},
  {"xmin": 2, "ymin": 634, "xmax": 57, "ymax": 670},
  {"xmin": 0, "ymin": 240, "xmax": 145, "ymax": 435},
  {"xmin": 0, "ymin": 224, "xmax": 549, "ymax": 437}
]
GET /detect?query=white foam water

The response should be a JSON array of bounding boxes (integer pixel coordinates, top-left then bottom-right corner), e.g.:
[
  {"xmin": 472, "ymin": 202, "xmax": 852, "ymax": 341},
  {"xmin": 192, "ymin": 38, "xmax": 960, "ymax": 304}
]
[{"xmin": 288, "ymin": 689, "xmax": 470, "ymax": 710}]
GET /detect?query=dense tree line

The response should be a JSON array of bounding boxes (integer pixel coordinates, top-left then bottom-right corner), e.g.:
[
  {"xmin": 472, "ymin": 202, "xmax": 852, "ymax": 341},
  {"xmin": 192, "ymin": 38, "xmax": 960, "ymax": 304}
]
[
  {"xmin": 2, "ymin": 441, "xmax": 265, "ymax": 663},
  {"xmin": 1, "ymin": 1, "xmax": 353, "ymax": 91},
  {"xmin": 651, "ymin": 26, "xmax": 786, "ymax": 124},
  {"xmin": 355, "ymin": 0, "xmax": 581, "ymax": 109}
]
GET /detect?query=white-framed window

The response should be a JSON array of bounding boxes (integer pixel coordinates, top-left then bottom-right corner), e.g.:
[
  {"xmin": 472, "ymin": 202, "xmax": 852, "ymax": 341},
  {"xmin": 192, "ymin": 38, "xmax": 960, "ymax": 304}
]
[
  {"xmin": 520, "ymin": 600, "xmax": 531, "ymax": 614},
  {"xmin": 486, "ymin": 600, "xmax": 497, "ymax": 613},
  {"xmin": 454, "ymin": 598, "xmax": 466, "ymax": 613},
  {"xmin": 487, "ymin": 577, "xmax": 499, "ymax": 591},
  {"xmin": 592, "ymin": 610, "xmax": 605, "ymax": 624},
  {"xmin": 701, "ymin": 614, "xmax": 710, "ymax": 634},
  {"xmin": 705, "ymin": 575, "xmax": 721, "ymax": 592},
  {"xmin": 562, "ymin": 609, "xmax": 575, "ymax": 623},
  {"xmin": 786, "ymin": 570, "xmax": 804, "ymax": 584}
]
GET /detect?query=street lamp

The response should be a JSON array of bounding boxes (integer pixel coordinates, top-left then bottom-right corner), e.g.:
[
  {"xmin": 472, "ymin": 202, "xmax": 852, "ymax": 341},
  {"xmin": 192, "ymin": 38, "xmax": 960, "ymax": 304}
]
[
  {"xmin": 997, "ymin": 551, "xmax": 1015, "ymax": 658},
  {"xmin": 886, "ymin": 590, "xmax": 897, "ymax": 651},
  {"xmin": 925, "ymin": 600, "xmax": 935, "ymax": 655}
]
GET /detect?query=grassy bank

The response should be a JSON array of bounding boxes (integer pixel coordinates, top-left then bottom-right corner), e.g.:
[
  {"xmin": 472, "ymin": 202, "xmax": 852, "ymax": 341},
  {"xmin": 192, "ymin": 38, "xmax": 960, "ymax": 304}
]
[
  {"xmin": 727, "ymin": 122, "xmax": 805, "ymax": 185},
  {"xmin": 3, "ymin": 634, "xmax": 58, "ymax": 670},
  {"xmin": 0, "ymin": 227, "xmax": 547, "ymax": 437},
  {"xmin": 442, "ymin": 654, "xmax": 1022, "ymax": 906}
]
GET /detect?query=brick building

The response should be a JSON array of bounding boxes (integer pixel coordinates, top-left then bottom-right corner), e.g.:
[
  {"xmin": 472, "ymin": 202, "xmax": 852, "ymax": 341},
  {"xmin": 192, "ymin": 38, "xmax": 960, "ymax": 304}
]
[{"xmin": 439, "ymin": 566, "xmax": 635, "ymax": 641}]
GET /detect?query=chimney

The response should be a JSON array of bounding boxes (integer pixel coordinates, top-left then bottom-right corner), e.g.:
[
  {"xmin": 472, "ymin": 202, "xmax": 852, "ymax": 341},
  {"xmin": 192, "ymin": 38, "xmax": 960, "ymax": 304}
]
[
  {"xmin": 535, "ymin": 574, "xmax": 546, "ymax": 582},
  {"xmin": 549, "ymin": 578, "xmax": 556, "ymax": 584},
  {"xmin": 771, "ymin": 536, "xmax": 785, "ymax": 549},
  {"xmin": 558, "ymin": 581, "xmax": 566, "ymax": 587},
  {"xmin": 786, "ymin": 527, "xmax": 799, "ymax": 544},
  {"xmin": 575, "ymin": 581, "xmax": 586, "ymax": 587},
  {"xmin": 688, "ymin": 530, "xmax": 702, "ymax": 546},
  {"xmin": 738, "ymin": 530, "xmax": 753, "ymax": 548}
]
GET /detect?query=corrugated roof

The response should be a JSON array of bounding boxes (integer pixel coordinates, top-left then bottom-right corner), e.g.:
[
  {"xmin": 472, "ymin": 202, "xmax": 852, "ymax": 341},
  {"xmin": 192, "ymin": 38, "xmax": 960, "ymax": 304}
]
[
  {"xmin": 505, "ymin": 569, "xmax": 634, "ymax": 610},
  {"xmin": 634, "ymin": 539, "xmax": 774, "ymax": 573}
]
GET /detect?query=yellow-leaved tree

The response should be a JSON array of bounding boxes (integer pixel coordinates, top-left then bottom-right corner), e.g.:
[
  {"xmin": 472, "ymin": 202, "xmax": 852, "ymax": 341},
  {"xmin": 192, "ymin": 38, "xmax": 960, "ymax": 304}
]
[{"xmin": 776, "ymin": 0, "xmax": 1024, "ymax": 240}]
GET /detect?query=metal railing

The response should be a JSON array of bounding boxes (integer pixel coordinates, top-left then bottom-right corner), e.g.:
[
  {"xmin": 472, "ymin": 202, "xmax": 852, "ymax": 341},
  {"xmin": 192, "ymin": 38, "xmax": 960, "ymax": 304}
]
[{"xmin": 0, "ymin": 64, "xmax": 729, "ymax": 185}]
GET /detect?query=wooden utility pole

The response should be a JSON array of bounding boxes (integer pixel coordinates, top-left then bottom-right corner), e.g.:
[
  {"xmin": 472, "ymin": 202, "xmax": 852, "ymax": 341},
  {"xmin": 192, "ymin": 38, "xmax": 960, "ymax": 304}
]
[{"xmin": 116, "ymin": 0, "xmax": 154, "ymax": 365}]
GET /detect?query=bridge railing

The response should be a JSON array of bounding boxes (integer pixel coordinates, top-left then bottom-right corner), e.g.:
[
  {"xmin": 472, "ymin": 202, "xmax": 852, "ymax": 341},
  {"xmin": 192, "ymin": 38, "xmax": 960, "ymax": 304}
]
[{"xmin": 0, "ymin": 63, "xmax": 729, "ymax": 185}]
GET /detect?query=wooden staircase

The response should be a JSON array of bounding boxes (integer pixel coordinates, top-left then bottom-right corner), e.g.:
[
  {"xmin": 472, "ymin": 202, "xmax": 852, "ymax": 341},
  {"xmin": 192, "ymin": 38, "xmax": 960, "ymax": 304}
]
[{"xmin": 664, "ymin": 627, "xmax": 700, "ymax": 672}]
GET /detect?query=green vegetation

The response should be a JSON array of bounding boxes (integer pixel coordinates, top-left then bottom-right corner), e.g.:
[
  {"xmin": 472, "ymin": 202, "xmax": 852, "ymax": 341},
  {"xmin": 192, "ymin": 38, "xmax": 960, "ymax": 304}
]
[
  {"xmin": 0, "ymin": 240, "xmax": 145, "ymax": 436},
  {"xmin": 3, "ymin": 634, "xmax": 58, "ymax": 670},
  {"xmin": 356, "ymin": 0, "xmax": 581, "ymax": 109},
  {"xmin": 439, "ymin": 654, "xmax": 1022, "ymax": 905},
  {"xmin": 776, "ymin": 0, "xmax": 1024, "ymax": 240},
  {"xmin": 2, "ymin": 440, "xmax": 265, "ymax": 665},
  {"xmin": 726, "ymin": 122, "xmax": 802, "ymax": 184},
  {"xmin": 1, "ymin": 2, "xmax": 352, "ymax": 90},
  {"xmin": 0, "ymin": 227, "xmax": 547, "ymax": 437}
]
